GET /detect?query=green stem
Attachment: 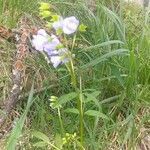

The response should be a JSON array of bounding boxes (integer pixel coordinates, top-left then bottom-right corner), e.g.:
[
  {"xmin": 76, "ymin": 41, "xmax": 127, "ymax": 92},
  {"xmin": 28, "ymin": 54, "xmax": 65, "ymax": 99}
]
[
  {"xmin": 58, "ymin": 108, "xmax": 65, "ymax": 136},
  {"xmin": 65, "ymin": 32, "xmax": 84, "ymax": 147},
  {"xmin": 78, "ymin": 88, "xmax": 84, "ymax": 146},
  {"xmin": 71, "ymin": 33, "xmax": 77, "ymax": 52},
  {"xmin": 70, "ymin": 59, "xmax": 77, "ymax": 88},
  {"xmin": 69, "ymin": 60, "xmax": 84, "ymax": 146}
]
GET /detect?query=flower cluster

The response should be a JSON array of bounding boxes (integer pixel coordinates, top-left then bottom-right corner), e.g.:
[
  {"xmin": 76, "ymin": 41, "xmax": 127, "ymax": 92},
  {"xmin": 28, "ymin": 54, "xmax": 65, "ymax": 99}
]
[
  {"xmin": 32, "ymin": 29, "xmax": 72, "ymax": 68},
  {"xmin": 32, "ymin": 2, "xmax": 86, "ymax": 68},
  {"xmin": 62, "ymin": 133, "xmax": 77, "ymax": 145}
]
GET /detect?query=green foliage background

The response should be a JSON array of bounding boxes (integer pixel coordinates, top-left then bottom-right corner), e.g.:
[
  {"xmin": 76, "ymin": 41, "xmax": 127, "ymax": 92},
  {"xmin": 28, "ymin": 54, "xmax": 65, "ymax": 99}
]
[{"xmin": 0, "ymin": 0, "xmax": 149, "ymax": 149}]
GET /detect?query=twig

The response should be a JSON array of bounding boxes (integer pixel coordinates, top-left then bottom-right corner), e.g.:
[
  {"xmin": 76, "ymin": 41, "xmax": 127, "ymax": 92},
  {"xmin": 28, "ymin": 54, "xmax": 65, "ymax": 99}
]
[{"xmin": 0, "ymin": 16, "xmax": 35, "ymax": 128}]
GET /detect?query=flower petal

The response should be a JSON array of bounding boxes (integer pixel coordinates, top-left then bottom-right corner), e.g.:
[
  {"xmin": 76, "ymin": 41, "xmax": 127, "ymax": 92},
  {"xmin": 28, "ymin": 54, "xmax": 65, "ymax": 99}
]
[
  {"xmin": 50, "ymin": 56, "xmax": 62, "ymax": 68},
  {"xmin": 32, "ymin": 34, "xmax": 48, "ymax": 51},
  {"xmin": 37, "ymin": 29, "xmax": 48, "ymax": 36},
  {"xmin": 52, "ymin": 17, "xmax": 63, "ymax": 30},
  {"xmin": 44, "ymin": 34, "xmax": 60, "ymax": 53},
  {"xmin": 62, "ymin": 16, "xmax": 79, "ymax": 34}
]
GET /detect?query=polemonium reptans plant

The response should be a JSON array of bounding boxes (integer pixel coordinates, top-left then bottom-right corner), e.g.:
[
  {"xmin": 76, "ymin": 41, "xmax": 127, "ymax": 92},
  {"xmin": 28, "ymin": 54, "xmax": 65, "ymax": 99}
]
[{"xmin": 31, "ymin": 2, "xmax": 87, "ymax": 148}]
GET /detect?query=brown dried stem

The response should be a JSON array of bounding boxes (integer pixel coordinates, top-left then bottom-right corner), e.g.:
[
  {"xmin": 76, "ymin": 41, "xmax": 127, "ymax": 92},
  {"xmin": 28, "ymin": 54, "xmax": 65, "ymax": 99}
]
[{"xmin": 0, "ymin": 17, "xmax": 33, "ymax": 129}]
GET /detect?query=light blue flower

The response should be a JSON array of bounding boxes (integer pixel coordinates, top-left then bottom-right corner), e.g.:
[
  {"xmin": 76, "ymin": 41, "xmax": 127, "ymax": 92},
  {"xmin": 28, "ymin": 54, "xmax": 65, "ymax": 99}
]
[
  {"xmin": 32, "ymin": 30, "xmax": 61, "ymax": 53},
  {"xmin": 44, "ymin": 34, "xmax": 60, "ymax": 54},
  {"xmin": 52, "ymin": 16, "xmax": 79, "ymax": 35},
  {"xmin": 37, "ymin": 29, "xmax": 48, "ymax": 36},
  {"xmin": 32, "ymin": 29, "xmax": 72, "ymax": 68},
  {"xmin": 32, "ymin": 29, "xmax": 48, "ymax": 51},
  {"xmin": 49, "ymin": 48, "xmax": 70, "ymax": 68},
  {"xmin": 62, "ymin": 16, "xmax": 79, "ymax": 34}
]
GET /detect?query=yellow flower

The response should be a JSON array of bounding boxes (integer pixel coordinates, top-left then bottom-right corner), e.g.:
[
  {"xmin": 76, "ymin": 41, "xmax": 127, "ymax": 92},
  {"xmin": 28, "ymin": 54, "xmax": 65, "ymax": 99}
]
[
  {"xmin": 39, "ymin": 2, "xmax": 50, "ymax": 10},
  {"xmin": 39, "ymin": 10, "xmax": 51, "ymax": 18}
]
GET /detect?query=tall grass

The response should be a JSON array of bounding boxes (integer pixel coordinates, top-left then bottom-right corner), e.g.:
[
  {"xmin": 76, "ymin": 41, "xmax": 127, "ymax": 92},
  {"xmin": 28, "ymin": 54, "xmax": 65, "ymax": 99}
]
[
  {"xmin": 0, "ymin": 0, "xmax": 149, "ymax": 149},
  {"xmin": 0, "ymin": 0, "xmax": 39, "ymax": 27}
]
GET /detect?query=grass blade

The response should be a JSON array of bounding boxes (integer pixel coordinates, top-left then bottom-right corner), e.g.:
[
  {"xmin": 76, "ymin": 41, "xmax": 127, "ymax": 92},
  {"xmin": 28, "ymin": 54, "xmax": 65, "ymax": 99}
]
[
  {"xmin": 6, "ymin": 83, "xmax": 34, "ymax": 150},
  {"xmin": 81, "ymin": 40, "xmax": 124, "ymax": 52},
  {"xmin": 81, "ymin": 49, "xmax": 129, "ymax": 69}
]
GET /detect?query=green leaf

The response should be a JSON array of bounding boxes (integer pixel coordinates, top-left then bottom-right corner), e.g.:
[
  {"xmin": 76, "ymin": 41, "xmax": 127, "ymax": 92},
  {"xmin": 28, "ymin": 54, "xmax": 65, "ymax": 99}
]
[
  {"xmin": 81, "ymin": 40, "xmax": 124, "ymax": 52},
  {"xmin": 121, "ymin": 114, "xmax": 134, "ymax": 127},
  {"xmin": 54, "ymin": 92, "xmax": 77, "ymax": 108},
  {"xmin": 111, "ymin": 65, "xmax": 125, "ymax": 87},
  {"xmin": 6, "ymin": 83, "xmax": 34, "ymax": 150},
  {"xmin": 122, "ymin": 118, "xmax": 134, "ymax": 147},
  {"xmin": 64, "ymin": 108, "xmax": 79, "ymax": 114},
  {"xmin": 32, "ymin": 131, "xmax": 60, "ymax": 150},
  {"xmin": 90, "ymin": 91, "xmax": 100, "ymax": 97},
  {"xmin": 100, "ymin": 5, "xmax": 125, "ymax": 41},
  {"xmin": 100, "ymin": 95, "xmax": 121, "ymax": 104},
  {"xmin": 79, "ymin": 24, "xmax": 87, "ymax": 32},
  {"xmin": 56, "ymin": 28, "xmax": 63, "ymax": 35},
  {"xmin": 84, "ymin": 110, "xmax": 109, "ymax": 120},
  {"xmin": 51, "ymin": 15, "xmax": 60, "ymax": 22},
  {"xmin": 33, "ymin": 141, "xmax": 48, "ymax": 147},
  {"xmin": 54, "ymin": 134, "xmax": 63, "ymax": 149},
  {"xmin": 81, "ymin": 49, "xmax": 128, "ymax": 69},
  {"xmin": 84, "ymin": 91, "xmax": 100, "ymax": 104},
  {"xmin": 32, "ymin": 131, "xmax": 50, "ymax": 144}
]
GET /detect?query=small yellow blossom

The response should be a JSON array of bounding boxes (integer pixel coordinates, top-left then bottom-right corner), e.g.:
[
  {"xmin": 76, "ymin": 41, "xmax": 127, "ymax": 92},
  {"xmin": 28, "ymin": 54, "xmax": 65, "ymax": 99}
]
[
  {"xmin": 39, "ymin": 10, "xmax": 51, "ymax": 18},
  {"xmin": 39, "ymin": 2, "xmax": 50, "ymax": 10}
]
